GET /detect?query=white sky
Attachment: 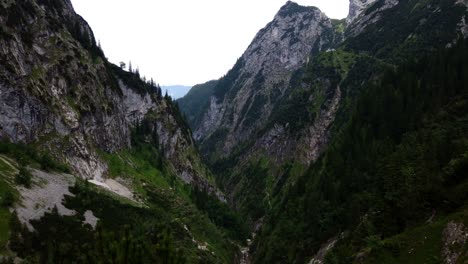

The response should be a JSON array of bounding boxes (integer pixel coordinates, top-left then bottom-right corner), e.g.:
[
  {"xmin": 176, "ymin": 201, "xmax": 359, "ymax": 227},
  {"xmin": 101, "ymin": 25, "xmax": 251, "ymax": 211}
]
[{"xmin": 70, "ymin": 0, "xmax": 349, "ymax": 86}]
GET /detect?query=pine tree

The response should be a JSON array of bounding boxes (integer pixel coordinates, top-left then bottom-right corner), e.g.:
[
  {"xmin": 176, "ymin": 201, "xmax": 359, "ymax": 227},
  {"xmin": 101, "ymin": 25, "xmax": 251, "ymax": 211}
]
[
  {"xmin": 157, "ymin": 85, "xmax": 162, "ymax": 100},
  {"xmin": 135, "ymin": 67, "xmax": 140, "ymax": 78}
]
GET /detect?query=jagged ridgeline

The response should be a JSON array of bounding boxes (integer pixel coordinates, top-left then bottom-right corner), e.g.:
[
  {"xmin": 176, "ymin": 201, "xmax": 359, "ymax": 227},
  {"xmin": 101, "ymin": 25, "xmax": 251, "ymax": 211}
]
[
  {"xmin": 178, "ymin": 0, "xmax": 468, "ymax": 263},
  {"xmin": 0, "ymin": 0, "xmax": 248, "ymax": 262}
]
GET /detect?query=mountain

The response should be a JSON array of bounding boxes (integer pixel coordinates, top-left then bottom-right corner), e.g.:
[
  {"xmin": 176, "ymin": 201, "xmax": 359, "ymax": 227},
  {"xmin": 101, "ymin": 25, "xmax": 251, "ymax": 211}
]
[
  {"xmin": 1, "ymin": 0, "xmax": 468, "ymax": 263},
  {"xmin": 187, "ymin": 1, "xmax": 340, "ymax": 162},
  {"xmin": 162, "ymin": 85, "xmax": 192, "ymax": 99},
  {"xmin": 177, "ymin": 80, "xmax": 219, "ymax": 129},
  {"xmin": 179, "ymin": 1, "xmax": 346, "ymax": 221},
  {"xmin": 0, "ymin": 0, "xmax": 247, "ymax": 262},
  {"xmin": 178, "ymin": 0, "xmax": 468, "ymax": 263}
]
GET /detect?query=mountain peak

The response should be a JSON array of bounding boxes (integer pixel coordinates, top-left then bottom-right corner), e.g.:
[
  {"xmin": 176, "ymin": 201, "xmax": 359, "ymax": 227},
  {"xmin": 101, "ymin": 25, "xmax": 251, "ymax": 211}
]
[{"xmin": 277, "ymin": 1, "xmax": 321, "ymax": 18}]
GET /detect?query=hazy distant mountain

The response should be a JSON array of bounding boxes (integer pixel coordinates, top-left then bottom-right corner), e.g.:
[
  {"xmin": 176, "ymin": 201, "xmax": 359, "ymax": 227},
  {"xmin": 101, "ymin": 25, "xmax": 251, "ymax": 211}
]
[{"xmin": 162, "ymin": 85, "xmax": 192, "ymax": 99}]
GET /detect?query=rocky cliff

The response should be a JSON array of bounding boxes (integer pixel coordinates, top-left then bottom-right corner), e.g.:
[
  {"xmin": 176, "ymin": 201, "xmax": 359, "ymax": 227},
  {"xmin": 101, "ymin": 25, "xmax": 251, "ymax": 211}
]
[
  {"xmin": 179, "ymin": 0, "xmax": 468, "ymax": 263},
  {"xmin": 0, "ymin": 1, "xmax": 243, "ymax": 262},
  {"xmin": 0, "ymin": 0, "xmax": 218, "ymax": 194},
  {"xmin": 346, "ymin": 0, "xmax": 379, "ymax": 24},
  {"xmin": 191, "ymin": 1, "xmax": 339, "ymax": 161}
]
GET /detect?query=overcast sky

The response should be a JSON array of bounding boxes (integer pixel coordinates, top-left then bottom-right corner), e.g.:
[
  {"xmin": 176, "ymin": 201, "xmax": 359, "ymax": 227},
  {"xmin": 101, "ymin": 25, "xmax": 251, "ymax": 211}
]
[{"xmin": 70, "ymin": 0, "xmax": 349, "ymax": 86}]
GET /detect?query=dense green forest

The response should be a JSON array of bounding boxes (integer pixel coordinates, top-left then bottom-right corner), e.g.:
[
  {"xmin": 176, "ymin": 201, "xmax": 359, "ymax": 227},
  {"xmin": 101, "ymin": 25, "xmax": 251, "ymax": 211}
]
[
  {"xmin": 0, "ymin": 128, "xmax": 247, "ymax": 263},
  {"xmin": 253, "ymin": 40, "xmax": 468, "ymax": 263}
]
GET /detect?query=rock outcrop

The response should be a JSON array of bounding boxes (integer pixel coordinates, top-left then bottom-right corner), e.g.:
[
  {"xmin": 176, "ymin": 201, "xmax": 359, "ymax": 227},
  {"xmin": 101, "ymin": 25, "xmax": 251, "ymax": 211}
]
[
  {"xmin": 346, "ymin": 0, "xmax": 379, "ymax": 24},
  {"xmin": 346, "ymin": 0, "xmax": 400, "ymax": 37},
  {"xmin": 442, "ymin": 221, "xmax": 468, "ymax": 264}
]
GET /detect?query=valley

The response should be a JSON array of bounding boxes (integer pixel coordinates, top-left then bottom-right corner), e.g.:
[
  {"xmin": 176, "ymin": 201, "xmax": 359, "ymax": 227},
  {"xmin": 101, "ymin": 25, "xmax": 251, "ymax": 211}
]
[{"xmin": 1, "ymin": 0, "xmax": 468, "ymax": 263}]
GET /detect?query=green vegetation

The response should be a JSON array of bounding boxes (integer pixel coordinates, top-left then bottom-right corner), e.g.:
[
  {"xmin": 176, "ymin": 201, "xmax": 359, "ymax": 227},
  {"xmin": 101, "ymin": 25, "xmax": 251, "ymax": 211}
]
[
  {"xmin": 199, "ymin": 129, "xmax": 230, "ymax": 162},
  {"xmin": 313, "ymin": 49, "xmax": 357, "ymax": 79},
  {"xmin": 0, "ymin": 156, "xmax": 18, "ymax": 255},
  {"xmin": 0, "ymin": 183, "xmax": 15, "ymax": 254},
  {"xmin": 2, "ymin": 145, "xmax": 242, "ymax": 263},
  {"xmin": 29, "ymin": 66, "xmax": 44, "ymax": 81},
  {"xmin": 331, "ymin": 19, "xmax": 346, "ymax": 34},
  {"xmin": 66, "ymin": 20, "xmax": 104, "ymax": 61},
  {"xmin": 15, "ymin": 166, "xmax": 32, "ymax": 188},
  {"xmin": 345, "ymin": 0, "xmax": 467, "ymax": 62},
  {"xmin": 263, "ymin": 49, "xmax": 355, "ymax": 134},
  {"xmin": 1, "ymin": 147, "xmax": 72, "ymax": 257},
  {"xmin": 95, "ymin": 125, "xmax": 246, "ymax": 262},
  {"xmin": 110, "ymin": 64, "xmax": 162, "ymax": 97},
  {"xmin": 328, "ymin": 206, "xmax": 468, "ymax": 264},
  {"xmin": 3, "ymin": 0, "xmax": 468, "ymax": 263},
  {"xmin": 0, "ymin": 141, "xmax": 70, "ymax": 173},
  {"xmin": 8, "ymin": 183, "xmax": 187, "ymax": 264},
  {"xmin": 177, "ymin": 80, "xmax": 218, "ymax": 129},
  {"xmin": 252, "ymin": 40, "xmax": 468, "ymax": 263},
  {"xmin": 190, "ymin": 187, "xmax": 249, "ymax": 241},
  {"xmin": 213, "ymin": 57, "xmax": 245, "ymax": 100}
]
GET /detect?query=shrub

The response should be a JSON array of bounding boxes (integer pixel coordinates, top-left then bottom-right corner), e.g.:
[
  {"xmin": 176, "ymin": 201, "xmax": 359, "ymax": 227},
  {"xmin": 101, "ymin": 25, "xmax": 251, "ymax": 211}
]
[
  {"xmin": 15, "ymin": 166, "xmax": 32, "ymax": 188},
  {"xmin": 2, "ymin": 190, "xmax": 15, "ymax": 207}
]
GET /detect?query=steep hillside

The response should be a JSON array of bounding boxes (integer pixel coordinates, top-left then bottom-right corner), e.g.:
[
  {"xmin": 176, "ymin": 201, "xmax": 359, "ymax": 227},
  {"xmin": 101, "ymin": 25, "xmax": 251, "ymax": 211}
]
[
  {"xmin": 0, "ymin": 0, "xmax": 216, "ymax": 192},
  {"xmin": 252, "ymin": 0, "xmax": 468, "ymax": 263},
  {"xmin": 187, "ymin": 1, "xmax": 340, "ymax": 160},
  {"xmin": 0, "ymin": 0, "xmax": 245, "ymax": 262},
  {"xmin": 180, "ymin": 0, "xmax": 468, "ymax": 263},
  {"xmin": 2, "ymin": 0, "xmax": 468, "ymax": 263},
  {"xmin": 254, "ymin": 39, "xmax": 468, "ymax": 264},
  {"xmin": 177, "ymin": 80, "xmax": 218, "ymax": 129}
]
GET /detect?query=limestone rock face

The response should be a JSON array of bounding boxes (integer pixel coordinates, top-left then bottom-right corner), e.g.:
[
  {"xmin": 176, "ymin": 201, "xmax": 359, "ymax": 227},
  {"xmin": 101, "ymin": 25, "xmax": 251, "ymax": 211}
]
[
  {"xmin": 346, "ymin": 0, "xmax": 379, "ymax": 24},
  {"xmin": 0, "ymin": 0, "xmax": 218, "ymax": 195},
  {"xmin": 194, "ymin": 1, "xmax": 338, "ymax": 157},
  {"xmin": 346, "ymin": 0, "xmax": 400, "ymax": 37}
]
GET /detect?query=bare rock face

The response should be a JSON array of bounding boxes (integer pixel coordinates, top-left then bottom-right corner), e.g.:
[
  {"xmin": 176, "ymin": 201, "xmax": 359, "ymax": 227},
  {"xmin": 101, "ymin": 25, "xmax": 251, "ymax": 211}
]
[
  {"xmin": 442, "ymin": 221, "xmax": 468, "ymax": 264},
  {"xmin": 0, "ymin": 0, "xmax": 219, "ymax": 195},
  {"xmin": 0, "ymin": 0, "xmax": 131, "ymax": 177},
  {"xmin": 195, "ymin": 1, "xmax": 337, "ymax": 157},
  {"xmin": 346, "ymin": 0, "xmax": 379, "ymax": 24},
  {"xmin": 346, "ymin": 0, "xmax": 400, "ymax": 37}
]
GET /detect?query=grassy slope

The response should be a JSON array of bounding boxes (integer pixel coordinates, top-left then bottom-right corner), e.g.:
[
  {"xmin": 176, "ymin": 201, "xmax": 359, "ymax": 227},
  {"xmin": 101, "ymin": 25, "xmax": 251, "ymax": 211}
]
[
  {"xmin": 0, "ymin": 141, "xmax": 242, "ymax": 263},
  {"xmin": 98, "ymin": 146, "xmax": 241, "ymax": 262},
  {"xmin": 96, "ymin": 146, "xmax": 241, "ymax": 262},
  {"xmin": 361, "ymin": 205, "xmax": 468, "ymax": 264},
  {"xmin": 0, "ymin": 155, "xmax": 19, "ymax": 255}
]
